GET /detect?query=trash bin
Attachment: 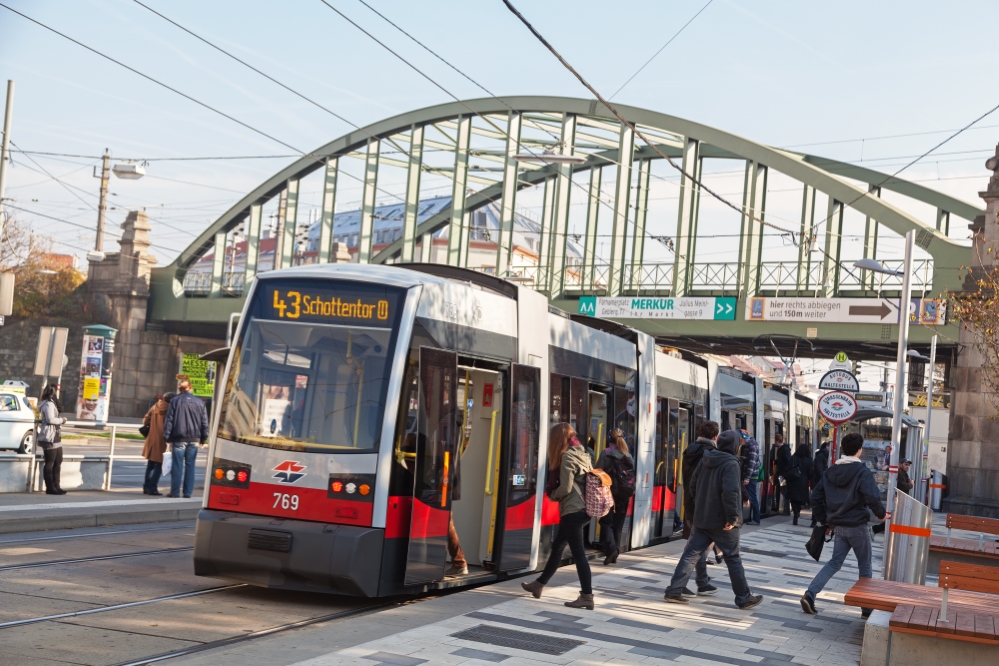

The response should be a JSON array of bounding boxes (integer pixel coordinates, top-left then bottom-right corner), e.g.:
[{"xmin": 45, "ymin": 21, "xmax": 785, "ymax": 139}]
[
  {"xmin": 884, "ymin": 489, "xmax": 932, "ymax": 584},
  {"xmin": 930, "ymin": 469, "xmax": 944, "ymax": 511}
]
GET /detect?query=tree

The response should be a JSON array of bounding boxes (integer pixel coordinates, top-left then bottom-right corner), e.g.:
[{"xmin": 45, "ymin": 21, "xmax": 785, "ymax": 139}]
[{"xmin": 0, "ymin": 216, "xmax": 86, "ymax": 318}]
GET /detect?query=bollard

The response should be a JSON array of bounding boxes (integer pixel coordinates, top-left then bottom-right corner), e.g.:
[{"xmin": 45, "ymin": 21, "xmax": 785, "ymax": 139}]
[
  {"xmin": 883, "ymin": 489, "xmax": 933, "ymax": 584},
  {"xmin": 104, "ymin": 424, "xmax": 117, "ymax": 490}
]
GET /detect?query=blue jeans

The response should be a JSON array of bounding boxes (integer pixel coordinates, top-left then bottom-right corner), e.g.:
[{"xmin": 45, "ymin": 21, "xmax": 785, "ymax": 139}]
[
  {"xmin": 170, "ymin": 442, "xmax": 199, "ymax": 497},
  {"xmin": 806, "ymin": 525, "xmax": 873, "ymax": 599},
  {"xmin": 746, "ymin": 479, "xmax": 760, "ymax": 523},
  {"xmin": 668, "ymin": 527, "xmax": 751, "ymax": 605},
  {"xmin": 143, "ymin": 460, "xmax": 162, "ymax": 493}
]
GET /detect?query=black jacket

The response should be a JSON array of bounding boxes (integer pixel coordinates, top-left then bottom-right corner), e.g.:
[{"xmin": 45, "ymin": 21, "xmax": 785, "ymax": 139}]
[
  {"xmin": 163, "ymin": 391, "xmax": 210, "ymax": 444},
  {"xmin": 690, "ymin": 446, "xmax": 744, "ymax": 530},
  {"xmin": 813, "ymin": 446, "xmax": 830, "ymax": 483},
  {"xmin": 682, "ymin": 436, "xmax": 716, "ymax": 519},
  {"xmin": 774, "ymin": 444, "xmax": 793, "ymax": 478},
  {"xmin": 897, "ymin": 468, "xmax": 913, "ymax": 496},
  {"xmin": 787, "ymin": 452, "xmax": 815, "ymax": 503},
  {"xmin": 811, "ymin": 460, "xmax": 886, "ymax": 527}
]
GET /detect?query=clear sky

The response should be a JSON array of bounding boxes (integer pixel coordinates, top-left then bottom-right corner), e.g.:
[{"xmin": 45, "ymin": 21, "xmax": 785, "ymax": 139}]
[{"xmin": 1, "ymin": 0, "xmax": 997, "ymax": 267}]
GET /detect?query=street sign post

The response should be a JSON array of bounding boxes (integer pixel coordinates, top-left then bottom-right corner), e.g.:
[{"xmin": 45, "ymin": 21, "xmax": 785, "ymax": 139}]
[
  {"xmin": 579, "ymin": 296, "xmax": 736, "ymax": 320},
  {"xmin": 818, "ymin": 390, "xmax": 858, "ymax": 461},
  {"xmin": 33, "ymin": 326, "xmax": 69, "ymax": 394}
]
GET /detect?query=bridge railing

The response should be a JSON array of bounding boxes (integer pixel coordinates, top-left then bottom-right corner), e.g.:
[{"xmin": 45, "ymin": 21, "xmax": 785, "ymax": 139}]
[{"xmin": 183, "ymin": 271, "xmax": 245, "ymax": 297}]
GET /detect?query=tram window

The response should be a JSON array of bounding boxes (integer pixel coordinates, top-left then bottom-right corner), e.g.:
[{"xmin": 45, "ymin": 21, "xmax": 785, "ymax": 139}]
[
  {"xmin": 509, "ymin": 365, "xmax": 540, "ymax": 502},
  {"xmin": 218, "ymin": 318, "xmax": 397, "ymax": 452},
  {"xmin": 614, "ymin": 387, "xmax": 635, "ymax": 450}
]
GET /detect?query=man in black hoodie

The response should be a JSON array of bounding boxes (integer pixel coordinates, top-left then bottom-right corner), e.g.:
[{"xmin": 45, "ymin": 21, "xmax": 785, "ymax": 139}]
[
  {"xmin": 665, "ymin": 429, "xmax": 762, "ymax": 609},
  {"xmin": 801, "ymin": 432, "xmax": 885, "ymax": 616},
  {"xmin": 676, "ymin": 420, "xmax": 720, "ymax": 597}
]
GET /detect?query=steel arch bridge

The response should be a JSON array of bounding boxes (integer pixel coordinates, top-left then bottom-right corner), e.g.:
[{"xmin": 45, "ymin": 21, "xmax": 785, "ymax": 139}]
[{"xmin": 149, "ymin": 96, "xmax": 978, "ymax": 356}]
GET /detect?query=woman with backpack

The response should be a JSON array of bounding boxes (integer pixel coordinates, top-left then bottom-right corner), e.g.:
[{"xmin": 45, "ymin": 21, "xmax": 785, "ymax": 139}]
[
  {"xmin": 37, "ymin": 384, "xmax": 68, "ymax": 495},
  {"xmin": 597, "ymin": 428, "xmax": 634, "ymax": 565},
  {"xmin": 787, "ymin": 444, "xmax": 815, "ymax": 525},
  {"xmin": 521, "ymin": 422, "xmax": 595, "ymax": 609}
]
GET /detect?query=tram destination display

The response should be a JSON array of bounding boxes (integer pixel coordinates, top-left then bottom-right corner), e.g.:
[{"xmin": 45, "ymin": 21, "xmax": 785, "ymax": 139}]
[{"xmin": 257, "ymin": 280, "xmax": 402, "ymax": 326}]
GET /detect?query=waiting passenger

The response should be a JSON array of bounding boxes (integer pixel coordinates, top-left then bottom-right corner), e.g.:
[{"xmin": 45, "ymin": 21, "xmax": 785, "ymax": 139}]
[
  {"xmin": 800, "ymin": 432, "xmax": 885, "ymax": 617},
  {"xmin": 521, "ymin": 423, "xmax": 595, "ymax": 610},
  {"xmin": 773, "ymin": 434, "xmax": 792, "ymax": 516},
  {"xmin": 446, "ymin": 414, "xmax": 468, "ymax": 576},
  {"xmin": 597, "ymin": 428, "xmax": 635, "ymax": 565},
  {"xmin": 676, "ymin": 420, "xmax": 721, "ymax": 597},
  {"xmin": 787, "ymin": 444, "xmax": 815, "ymax": 526},
  {"xmin": 664, "ymin": 429, "xmax": 762, "ymax": 610}
]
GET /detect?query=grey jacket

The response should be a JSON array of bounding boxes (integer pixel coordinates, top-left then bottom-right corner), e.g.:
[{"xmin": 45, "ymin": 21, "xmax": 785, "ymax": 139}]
[
  {"xmin": 38, "ymin": 400, "xmax": 66, "ymax": 448},
  {"xmin": 551, "ymin": 445, "xmax": 592, "ymax": 516}
]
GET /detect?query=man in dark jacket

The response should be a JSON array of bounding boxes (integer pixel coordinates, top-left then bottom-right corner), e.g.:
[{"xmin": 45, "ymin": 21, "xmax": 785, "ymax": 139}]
[
  {"xmin": 740, "ymin": 431, "xmax": 761, "ymax": 525},
  {"xmin": 773, "ymin": 434, "xmax": 792, "ymax": 515},
  {"xmin": 163, "ymin": 380, "xmax": 210, "ymax": 498},
  {"xmin": 665, "ymin": 429, "xmax": 762, "ymax": 610},
  {"xmin": 810, "ymin": 441, "xmax": 830, "ymax": 527},
  {"xmin": 801, "ymin": 432, "xmax": 886, "ymax": 617},
  {"xmin": 897, "ymin": 459, "xmax": 914, "ymax": 496},
  {"xmin": 676, "ymin": 420, "xmax": 720, "ymax": 597}
]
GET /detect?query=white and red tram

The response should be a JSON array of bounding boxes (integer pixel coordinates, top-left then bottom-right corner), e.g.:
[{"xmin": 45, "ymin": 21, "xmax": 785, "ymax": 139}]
[{"xmin": 193, "ymin": 263, "xmax": 808, "ymax": 596}]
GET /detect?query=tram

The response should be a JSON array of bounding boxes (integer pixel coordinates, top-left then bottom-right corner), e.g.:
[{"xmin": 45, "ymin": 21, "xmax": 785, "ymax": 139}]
[{"xmin": 193, "ymin": 262, "xmax": 814, "ymax": 597}]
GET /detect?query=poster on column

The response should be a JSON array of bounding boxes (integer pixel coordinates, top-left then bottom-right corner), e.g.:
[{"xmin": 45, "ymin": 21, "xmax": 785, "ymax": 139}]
[{"xmin": 76, "ymin": 326, "xmax": 116, "ymax": 422}]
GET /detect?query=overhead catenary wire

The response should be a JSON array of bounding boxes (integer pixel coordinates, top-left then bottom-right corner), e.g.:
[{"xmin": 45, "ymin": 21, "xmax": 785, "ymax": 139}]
[{"xmin": 609, "ymin": 0, "xmax": 715, "ymax": 100}]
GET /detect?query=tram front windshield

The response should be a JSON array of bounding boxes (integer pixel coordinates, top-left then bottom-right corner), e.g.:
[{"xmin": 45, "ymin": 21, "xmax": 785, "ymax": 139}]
[{"xmin": 218, "ymin": 278, "xmax": 405, "ymax": 453}]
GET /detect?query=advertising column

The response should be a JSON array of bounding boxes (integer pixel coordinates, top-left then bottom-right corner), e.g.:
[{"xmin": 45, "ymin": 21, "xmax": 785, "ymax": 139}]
[{"xmin": 76, "ymin": 325, "xmax": 117, "ymax": 421}]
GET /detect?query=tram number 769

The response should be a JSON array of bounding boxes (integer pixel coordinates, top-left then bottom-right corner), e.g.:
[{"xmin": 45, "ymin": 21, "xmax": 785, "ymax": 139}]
[{"xmin": 272, "ymin": 493, "xmax": 300, "ymax": 511}]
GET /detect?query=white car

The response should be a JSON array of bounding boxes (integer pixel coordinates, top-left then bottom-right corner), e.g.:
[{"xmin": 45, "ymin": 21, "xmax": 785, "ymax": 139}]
[{"xmin": 0, "ymin": 392, "xmax": 36, "ymax": 454}]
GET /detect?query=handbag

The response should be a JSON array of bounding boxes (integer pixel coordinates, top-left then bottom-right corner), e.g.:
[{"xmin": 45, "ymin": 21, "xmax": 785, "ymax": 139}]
[
  {"xmin": 139, "ymin": 424, "xmax": 150, "ymax": 437},
  {"xmin": 544, "ymin": 465, "xmax": 560, "ymax": 499},
  {"xmin": 806, "ymin": 525, "xmax": 834, "ymax": 561},
  {"xmin": 161, "ymin": 451, "xmax": 173, "ymax": 476}
]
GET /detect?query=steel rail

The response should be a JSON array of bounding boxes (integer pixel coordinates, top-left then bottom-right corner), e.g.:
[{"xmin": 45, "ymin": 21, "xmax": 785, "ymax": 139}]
[
  {"xmin": 0, "ymin": 524, "xmax": 192, "ymax": 545},
  {"xmin": 111, "ymin": 598, "xmax": 414, "ymax": 666},
  {"xmin": 0, "ymin": 584, "xmax": 245, "ymax": 629},
  {"xmin": 0, "ymin": 546, "xmax": 192, "ymax": 572}
]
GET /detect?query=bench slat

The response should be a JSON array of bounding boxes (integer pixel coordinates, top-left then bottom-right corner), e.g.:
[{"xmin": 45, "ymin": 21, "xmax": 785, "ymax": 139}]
[
  {"xmin": 946, "ymin": 514, "xmax": 999, "ymax": 536},
  {"xmin": 890, "ymin": 605, "xmax": 915, "ymax": 628},
  {"xmin": 909, "ymin": 606, "xmax": 933, "ymax": 631},
  {"xmin": 940, "ymin": 561, "xmax": 999, "ymax": 582},
  {"xmin": 975, "ymin": 614, "xmax": 996, "ymax": 640},
  {"xmin": 935, "ymin": 615, "xmax": 956, "ymax": 634},
  {"xmin": 956, "ymin": 612, "xmax": 977, "ymax": 637}
]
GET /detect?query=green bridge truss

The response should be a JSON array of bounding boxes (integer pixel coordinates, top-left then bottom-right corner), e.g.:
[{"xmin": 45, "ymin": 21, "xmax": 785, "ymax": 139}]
[{"xmin": 149, "ymin": 96, "xmax": 980, "ymax": 358}]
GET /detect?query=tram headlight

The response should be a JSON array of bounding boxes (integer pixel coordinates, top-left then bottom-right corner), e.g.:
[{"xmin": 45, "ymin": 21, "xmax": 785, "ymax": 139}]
[
  {"xmin": 345, "ymin": 483, "xmax": 357, "ymax": 494},
  {"xmin": 226, "ymin": 469, "xmax": 235, "ymax": 481}
]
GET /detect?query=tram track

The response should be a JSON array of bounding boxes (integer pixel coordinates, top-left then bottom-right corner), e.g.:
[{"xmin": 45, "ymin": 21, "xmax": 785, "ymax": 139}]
[
  {"xmin": 0, "ymin": 524, "xmax": 193, "ymax": 545},
  {"xmin": 0, "ymin": 545, "xmax": 193, "ymax": 572},
  {"xmin": 110, "ymin": 597, "xmax": 419, "ymax": 666}
]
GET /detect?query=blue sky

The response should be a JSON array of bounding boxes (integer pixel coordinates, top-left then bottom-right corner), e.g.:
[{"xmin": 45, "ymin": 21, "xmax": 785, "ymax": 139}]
[{"xmin": 1, "ymin": 0, "xmax": 997, "ymax": 265}]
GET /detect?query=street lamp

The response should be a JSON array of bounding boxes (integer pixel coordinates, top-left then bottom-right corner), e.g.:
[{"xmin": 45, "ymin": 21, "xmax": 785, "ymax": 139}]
[{"xmin": 854, "ymin": 231, "xmax": 916, "ymax": 578}]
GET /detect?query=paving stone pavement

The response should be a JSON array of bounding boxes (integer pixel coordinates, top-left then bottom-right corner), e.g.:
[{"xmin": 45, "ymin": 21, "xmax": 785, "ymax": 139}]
[{"xmin": 290, "ymin": 519, "xmax": 886, "ymax": 666}]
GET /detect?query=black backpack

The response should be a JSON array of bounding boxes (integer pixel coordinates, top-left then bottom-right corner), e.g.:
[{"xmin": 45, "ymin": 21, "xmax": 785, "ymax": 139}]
[{"xmin": 608, "ymin": 454, "xmax": 636, "ymax": 499}]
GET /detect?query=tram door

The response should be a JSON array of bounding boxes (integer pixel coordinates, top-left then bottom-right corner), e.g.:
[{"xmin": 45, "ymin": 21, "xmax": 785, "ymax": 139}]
[
  {"xmin": 494, "ymin": 364, "xmax": 541, "ymax": 572},
  {"xmin": 404, "ymin": 347, "xmax": 459, "ymax": 585},
  {"xmin": 651, "ymin": 398, "xmax": 669, "ymax": 539}
]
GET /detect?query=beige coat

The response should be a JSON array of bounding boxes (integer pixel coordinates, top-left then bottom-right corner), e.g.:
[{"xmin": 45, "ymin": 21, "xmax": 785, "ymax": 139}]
[{"xmin": 142, "ymin": 400, "xmax": 169, "ymax": 463}]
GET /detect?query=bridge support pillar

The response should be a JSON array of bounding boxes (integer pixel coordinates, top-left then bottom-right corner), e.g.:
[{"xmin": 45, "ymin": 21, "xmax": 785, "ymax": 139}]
[
  {"xmin": 583, "ymin": 167, "xmax": 602, "ymax": 291},
  {"xmin": 822, "ymin": 198, "xmax": 844, "ymax": 296},
  {"xmin": 548, "ymin": 114, "xmax": 576, "ymax": 298},
  {"xmin": 738, "ymin": 160, "xmax": 767, "ymax": 298},
  {"xmin": 607, "ymin": 123, "xmax": 635, "ymax": 296},
  {"xmin": 796, "ymin": 184, "xmax": 816, "ymax": 293},
  {"xmin": 244, "ymin": 203, "xmax": 261, "ymax": 284},
  {"xmin": 672, "ymin": 137, "xmax": 700, "ymax": 296},
  {"xmin": 447, "ymin": 116, "xmax": 472, "ymax": 267},
  {"xmin": 862, "ymin": 185, "xmax": 881, "ymax": 291},
  {"xmin": 629, "ymin": 159, "xmax": 651, "ymax": 291},
  {"xmin": 318, "ymin": 158, "xmax": 339, "ymax": 264},
  {"xmin": 495, "ymin": 112, "xmax": 522, "ymax": 276},
  {"xmin": 357, "ymin": 140, "xmax": 380, "ymax": 264},
  {"xmin": 401, "ymin": 126, "xmax": 423, "ymax": 264}
]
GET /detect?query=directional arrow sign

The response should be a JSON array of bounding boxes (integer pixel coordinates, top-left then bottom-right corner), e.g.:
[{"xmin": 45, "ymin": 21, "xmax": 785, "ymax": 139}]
[
  {"xmin": 580, "ymin": 296, "xmax": 735, "ymax": 321},
  {"xmin": 848, "ymin": 303, "xmax": 894, "ymax": 320},
  {"xmin": 745, "ymin": 297, "xmax": 900, "ymax": 324}
]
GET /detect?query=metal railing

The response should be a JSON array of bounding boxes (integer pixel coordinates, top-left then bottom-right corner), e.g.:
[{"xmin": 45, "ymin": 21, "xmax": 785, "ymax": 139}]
[
  {"xmin": 690, "ymin": 262, "xmax": 741, "ymax": 292},
  {"xmin": 623, "ymin": 262, "xmax": 674, "ymax": 292},
  {"xmin": 183, "ymin": 271, "xmax": 246, "ymax": 297},
  {"xmin": 21, "ymin": 421, "xmax": 146, "ymax": 493}
]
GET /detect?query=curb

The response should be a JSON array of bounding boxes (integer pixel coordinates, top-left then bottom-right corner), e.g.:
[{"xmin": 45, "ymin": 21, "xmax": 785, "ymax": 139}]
[{"xmin": 0, "ymin": 503, "xmax": 201, "ymax": 534}]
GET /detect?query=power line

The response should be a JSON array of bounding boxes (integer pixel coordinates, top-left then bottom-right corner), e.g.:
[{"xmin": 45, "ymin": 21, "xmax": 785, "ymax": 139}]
[
  {"xmin": 7, "ymin": 203, "xmax": 187, "ymax": 253},
  {"xmin": 11, "ymin": 149, "xmax": 299, "ymax": 162},
  {"xmin": 610, "ymin": 0, "xmax": 715, "ymax": 100},
  {"xmin": 8, "ymin": 141, "xmax": 98, "ymax": 212}
]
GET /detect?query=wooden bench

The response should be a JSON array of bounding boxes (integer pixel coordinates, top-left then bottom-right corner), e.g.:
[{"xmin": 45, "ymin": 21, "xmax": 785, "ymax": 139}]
[
  {"xmin": 928, "ymin": 515, "xmax": 999, "ymax": 573},
  {"xmin": 887, "ymin": 561, "xmax": 999, "ymax": 645}
]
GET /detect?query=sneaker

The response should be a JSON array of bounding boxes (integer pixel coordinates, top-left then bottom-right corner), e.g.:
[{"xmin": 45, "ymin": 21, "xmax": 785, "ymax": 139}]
[
  {"xmin": 680, "ymin": 587, "xmax": 696, "ymax": 597},
  {"xmin": 697, "ymin": 583, "xmax": 718, "ymax": 596},
  {"xmin": 167, "ymin": 494, "xmax": 180, "ymax": 498},
  {"xmin": 445, "ymin": 563, "xmax": 469, "ymax": 576},
  {"xmin": 748, "ymin": 521, "xmax": 761, "ymax": 526},
  {"xmin": 663, "ymin": 592, "xmax": 689, "ymax": 604},
  {"xmin": 737, "ymin": 594, "xmax": 764, "ymax": 610},
  {"xmin": 800, "ymin": 593, "xmax": 817, "ymax": 615}
]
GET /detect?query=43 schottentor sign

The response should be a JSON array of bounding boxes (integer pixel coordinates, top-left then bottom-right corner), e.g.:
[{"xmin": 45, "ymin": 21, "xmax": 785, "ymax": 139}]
[{"xmin": 818, "ymin": 391, "xmax": 858, "ymax": 425}]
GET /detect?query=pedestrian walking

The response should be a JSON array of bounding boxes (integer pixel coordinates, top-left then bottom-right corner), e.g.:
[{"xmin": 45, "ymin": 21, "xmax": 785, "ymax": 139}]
[
  {"xmin": 774, "ymin": 434, "xmax": 792, "ymax": 515},
  {"xmin": 800, "ymin": 432, "xmax": 885, "ymax": 618},
  {"xmin": 597, "ymin": 428, "xmax": 635, "ymax": 565},
  {"xmin": 663, "ymin": 429, "xmax": 762, "ymax": 610},
  {"xmin": 37, "ymin": 384, "xmax": 67, "ymax": 495},
  {"xmin": 740, "ymin": 430, "xmax": 761, "ymax": 525},
  {"xmin": 787, "ymin": 444, "xmax": 814, "ymax": 525},
  {"xmin": 141, "ymin": 392, "xmax": 174, "ymax": 496},
  {"xmin": 677, "ymin": 420, "xmax": 722, "ymax": 597},
  {"xmin": 162, "ymin": 380, "xmax": 209, "ymax": 498},
  {"xmin": 522, "ymin": 423, "xmax": 595, "ymax": 609}
]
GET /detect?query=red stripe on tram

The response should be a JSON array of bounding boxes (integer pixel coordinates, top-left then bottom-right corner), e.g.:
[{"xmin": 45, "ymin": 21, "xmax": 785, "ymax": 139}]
[{"xmin": 504, "ymin": 494, "xmax": 537, "ymax": 531}]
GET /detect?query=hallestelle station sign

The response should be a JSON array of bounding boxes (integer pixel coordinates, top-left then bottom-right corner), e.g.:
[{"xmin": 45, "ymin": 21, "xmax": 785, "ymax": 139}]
[{"xmin": 818, "ymin": 391, "xmax": 858, "ymax": 424}]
